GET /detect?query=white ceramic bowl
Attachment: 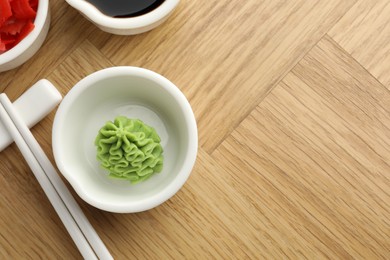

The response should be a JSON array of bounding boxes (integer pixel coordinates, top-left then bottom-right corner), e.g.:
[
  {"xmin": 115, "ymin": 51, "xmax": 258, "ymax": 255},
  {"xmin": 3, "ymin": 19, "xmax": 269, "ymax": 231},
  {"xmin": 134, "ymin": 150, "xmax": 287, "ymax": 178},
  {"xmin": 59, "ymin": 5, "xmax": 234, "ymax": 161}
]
[
  {"xmin": 52, "ymin": 67, "xmax": 198, "ymax": 213},
  {"xmin": 65, "ymin": 0, "xmax": 179, "ymax": 35},
  {"xmin": 0, "ymin": 0, "xmax": 50, "ymax": 72}
]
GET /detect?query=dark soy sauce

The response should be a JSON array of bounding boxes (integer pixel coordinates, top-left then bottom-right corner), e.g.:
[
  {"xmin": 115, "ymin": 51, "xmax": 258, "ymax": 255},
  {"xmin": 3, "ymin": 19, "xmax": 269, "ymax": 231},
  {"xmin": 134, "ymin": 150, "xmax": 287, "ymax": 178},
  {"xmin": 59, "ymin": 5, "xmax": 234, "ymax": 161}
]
[{"xmin": 85, "ymin": 0, "xmax": 165, "ymax": 18}]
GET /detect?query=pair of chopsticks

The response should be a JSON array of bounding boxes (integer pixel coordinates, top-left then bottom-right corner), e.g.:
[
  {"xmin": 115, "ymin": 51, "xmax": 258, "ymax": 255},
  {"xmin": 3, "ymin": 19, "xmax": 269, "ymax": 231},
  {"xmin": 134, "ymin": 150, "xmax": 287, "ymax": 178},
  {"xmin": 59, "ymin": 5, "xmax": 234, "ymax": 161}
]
[{"xmin": 0, "ymin": 93, "xmax": 113, "ymax": 260}]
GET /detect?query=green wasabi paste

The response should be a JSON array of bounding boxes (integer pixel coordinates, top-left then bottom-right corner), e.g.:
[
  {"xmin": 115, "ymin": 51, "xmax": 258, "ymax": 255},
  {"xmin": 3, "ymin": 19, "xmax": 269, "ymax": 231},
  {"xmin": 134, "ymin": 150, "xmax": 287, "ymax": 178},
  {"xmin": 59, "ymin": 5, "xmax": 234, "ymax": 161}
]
[{"xmin": 95, "ymin": 116, "xmax": 163, "ymax": 184}]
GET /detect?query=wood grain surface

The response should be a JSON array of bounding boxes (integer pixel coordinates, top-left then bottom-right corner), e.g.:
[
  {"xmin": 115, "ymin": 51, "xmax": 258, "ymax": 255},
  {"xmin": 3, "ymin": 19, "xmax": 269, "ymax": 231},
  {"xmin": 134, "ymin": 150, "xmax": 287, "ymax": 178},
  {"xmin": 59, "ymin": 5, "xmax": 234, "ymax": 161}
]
[{"xmin": 0, "ymin": 0, "xmax": 389, "ymax": 259}]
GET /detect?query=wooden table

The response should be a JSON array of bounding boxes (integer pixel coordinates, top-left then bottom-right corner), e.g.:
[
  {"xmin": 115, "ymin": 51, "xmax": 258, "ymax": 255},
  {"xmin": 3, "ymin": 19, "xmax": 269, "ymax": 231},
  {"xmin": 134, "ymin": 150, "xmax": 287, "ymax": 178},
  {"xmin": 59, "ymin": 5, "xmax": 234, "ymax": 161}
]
[{"xmin": 1, "ymin": 0, "xmax": 389, "ymax": 258}]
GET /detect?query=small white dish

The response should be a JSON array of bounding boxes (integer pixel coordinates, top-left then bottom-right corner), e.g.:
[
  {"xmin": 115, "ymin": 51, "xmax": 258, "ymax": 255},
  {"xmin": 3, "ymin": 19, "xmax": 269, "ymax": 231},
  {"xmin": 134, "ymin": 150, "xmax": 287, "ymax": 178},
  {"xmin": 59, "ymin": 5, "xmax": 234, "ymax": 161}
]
[
  {"xmin": 65, "ymin": 0, "xmax": 179, "ymax": 35},
  {"xmin": 52, "ymin": 66, "xmax": 198, "ymax": 213},
  {"xmin": 0, "ymin": 0, "xmax": 50, "ymax": 72}
]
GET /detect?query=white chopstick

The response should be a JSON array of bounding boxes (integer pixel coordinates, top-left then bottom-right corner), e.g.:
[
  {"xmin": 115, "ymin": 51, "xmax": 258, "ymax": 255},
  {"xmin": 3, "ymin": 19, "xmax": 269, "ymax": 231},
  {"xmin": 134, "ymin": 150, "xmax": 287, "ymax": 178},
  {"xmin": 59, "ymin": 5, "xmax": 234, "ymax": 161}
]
[{"xmin": 0, "ymin": 93, "xmax": 113, "ymax": 260}]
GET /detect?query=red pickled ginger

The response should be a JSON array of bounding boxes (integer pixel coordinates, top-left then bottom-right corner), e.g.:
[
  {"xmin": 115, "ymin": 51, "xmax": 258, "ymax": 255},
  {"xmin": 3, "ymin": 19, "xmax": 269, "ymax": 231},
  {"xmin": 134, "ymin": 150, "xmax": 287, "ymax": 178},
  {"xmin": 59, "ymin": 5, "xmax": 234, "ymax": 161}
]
[{"xmin": 0, "ymin": 0, "xmax": 37, "ymax": 54}]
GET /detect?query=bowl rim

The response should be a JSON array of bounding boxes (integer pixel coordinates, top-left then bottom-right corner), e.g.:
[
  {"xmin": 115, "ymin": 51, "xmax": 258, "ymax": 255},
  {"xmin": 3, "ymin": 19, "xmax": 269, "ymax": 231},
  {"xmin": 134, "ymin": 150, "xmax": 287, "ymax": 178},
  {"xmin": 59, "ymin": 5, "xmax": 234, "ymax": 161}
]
[
  {"xmin": 0, "ymin": 0, "xmax": 49, "ymax": 65},
  {"xmin": 52, "ymin": 66, "xmax": 198, "ymax": 213},
  {"xmin": 65, "ymin": 0, "xmax": 179, "ymax": 30}
]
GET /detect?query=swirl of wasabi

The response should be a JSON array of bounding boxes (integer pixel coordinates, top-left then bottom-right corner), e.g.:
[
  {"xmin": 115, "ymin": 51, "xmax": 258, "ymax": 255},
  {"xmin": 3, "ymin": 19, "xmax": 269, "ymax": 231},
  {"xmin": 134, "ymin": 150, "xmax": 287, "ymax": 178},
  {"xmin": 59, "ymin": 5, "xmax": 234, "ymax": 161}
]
[{"xmin": 95, "ymin": 116, "xmax": 163, "ymax": 184}]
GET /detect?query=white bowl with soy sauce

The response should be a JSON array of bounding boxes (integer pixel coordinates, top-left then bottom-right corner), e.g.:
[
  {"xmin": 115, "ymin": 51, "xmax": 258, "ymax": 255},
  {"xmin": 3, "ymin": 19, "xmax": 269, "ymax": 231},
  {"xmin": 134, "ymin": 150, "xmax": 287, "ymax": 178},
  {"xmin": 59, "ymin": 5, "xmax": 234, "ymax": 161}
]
[{"xmin": 65, "ymin": 0, "xmax": 179, "ymax": 35}]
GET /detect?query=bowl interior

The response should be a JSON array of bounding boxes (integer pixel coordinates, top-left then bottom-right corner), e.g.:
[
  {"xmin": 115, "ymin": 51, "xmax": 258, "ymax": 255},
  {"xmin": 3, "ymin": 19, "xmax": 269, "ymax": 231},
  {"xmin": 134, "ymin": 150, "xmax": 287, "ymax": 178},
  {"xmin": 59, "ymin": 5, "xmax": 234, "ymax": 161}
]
[{"xmin": 55, "ymin": 71, "xmax": 193, "ymax": 211}]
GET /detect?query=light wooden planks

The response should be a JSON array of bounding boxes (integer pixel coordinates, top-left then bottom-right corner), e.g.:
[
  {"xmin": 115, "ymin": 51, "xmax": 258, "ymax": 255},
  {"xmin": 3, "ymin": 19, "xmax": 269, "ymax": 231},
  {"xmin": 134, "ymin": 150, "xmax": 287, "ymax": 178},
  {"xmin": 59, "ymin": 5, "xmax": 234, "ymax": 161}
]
[
  {"xmin": 1, "ymin": 0, "xmax": 390, "ymax": 258},
  {"xmin": 47, "ymin": 39, "xmax": 114, "ymax": 95},
  {"xmin": 0, "ymin": 144, "xmax": 81, "ymax": 258},
  {"xmin": 88, "ymin": 0, "xmax": 356, "ymax": 153},
  {"xmin": 329, "ymin": 0, "xmax": 390, "ymax": 89},
  {"xmin": 213, "ymin": 36, "xmax": 390, "ymax": 259}
]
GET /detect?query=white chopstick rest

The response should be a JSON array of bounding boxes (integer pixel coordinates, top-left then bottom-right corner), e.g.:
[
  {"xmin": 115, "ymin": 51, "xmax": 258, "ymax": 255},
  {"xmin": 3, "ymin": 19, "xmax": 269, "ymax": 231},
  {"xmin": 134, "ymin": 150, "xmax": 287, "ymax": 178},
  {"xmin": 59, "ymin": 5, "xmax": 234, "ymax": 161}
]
[
  {"xmin": 0, "ymin": 93, "xmax": 113, "ymax": 260},
  {"xmin": 0, "ymin": 79, "xmax": 62, "ymax": 152}
]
